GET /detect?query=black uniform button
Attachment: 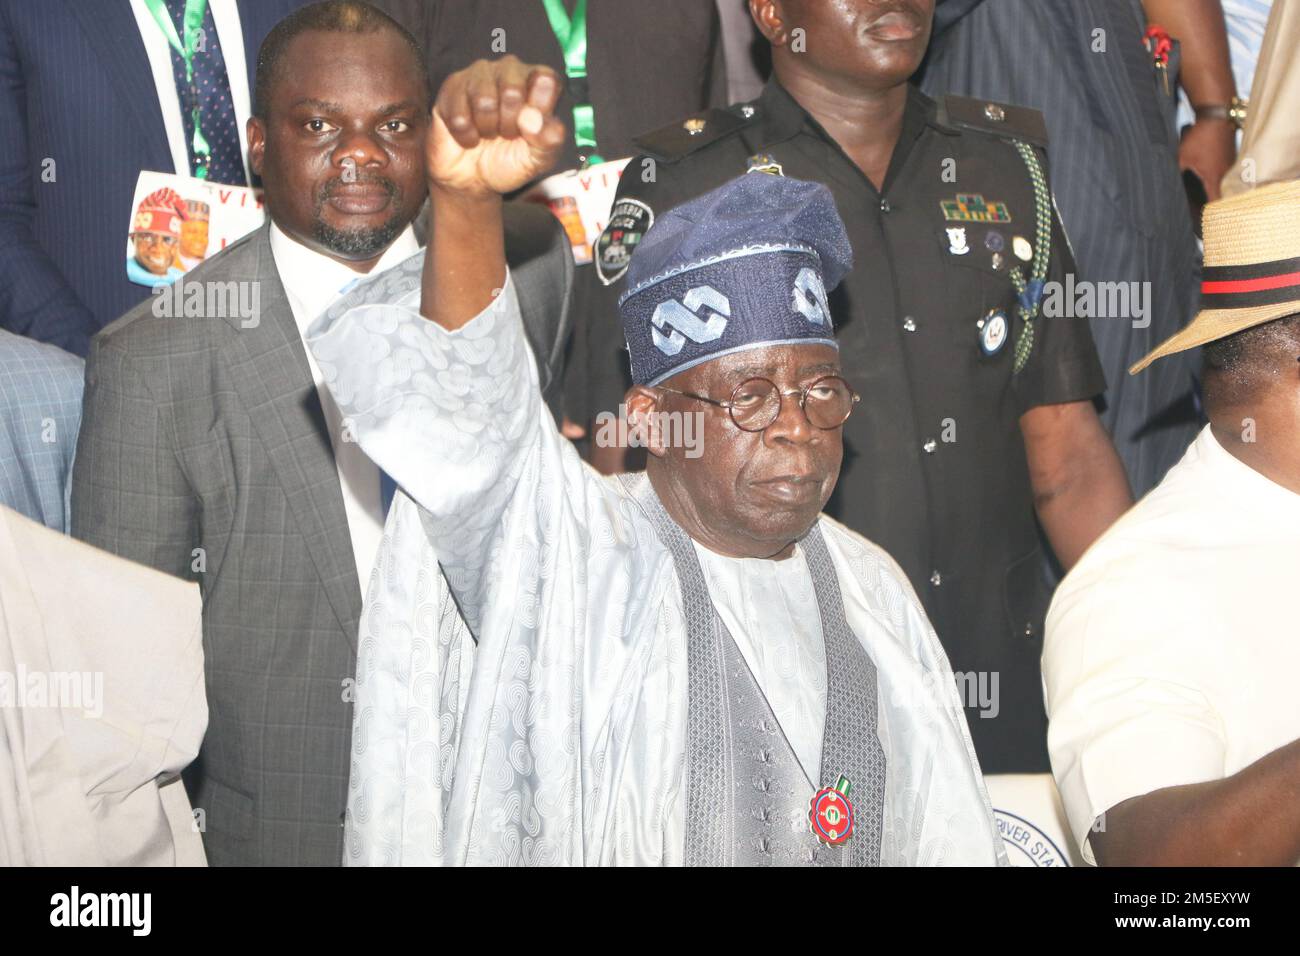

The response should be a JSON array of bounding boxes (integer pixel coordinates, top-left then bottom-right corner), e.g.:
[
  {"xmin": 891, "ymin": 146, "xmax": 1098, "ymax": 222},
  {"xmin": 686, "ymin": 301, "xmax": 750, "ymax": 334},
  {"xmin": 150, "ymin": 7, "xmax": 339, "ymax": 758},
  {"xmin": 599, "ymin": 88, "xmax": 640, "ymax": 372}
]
[
  {"xmin": 903, "ymin": 316, "xmax": 917, "ymax": 333},
  {"xmin": 880, "ymin": 198, "xmax": 892, "ymax": 214},
  {"xmin": 923, "ymin": 438, "xmax": 937, "ymax": 454},
  {"xmin": 930, "ymin": 570, "xmax": 943, "ymax": 587}
]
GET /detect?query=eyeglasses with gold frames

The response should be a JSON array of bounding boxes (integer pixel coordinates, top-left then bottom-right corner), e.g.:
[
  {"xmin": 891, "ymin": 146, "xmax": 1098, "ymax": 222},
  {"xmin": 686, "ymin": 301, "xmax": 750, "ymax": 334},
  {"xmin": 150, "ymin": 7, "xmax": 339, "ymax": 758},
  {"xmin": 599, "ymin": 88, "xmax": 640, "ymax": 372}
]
[{"xmin": 656, "ymin": 375, "xmax": 860, "ymax": 432}]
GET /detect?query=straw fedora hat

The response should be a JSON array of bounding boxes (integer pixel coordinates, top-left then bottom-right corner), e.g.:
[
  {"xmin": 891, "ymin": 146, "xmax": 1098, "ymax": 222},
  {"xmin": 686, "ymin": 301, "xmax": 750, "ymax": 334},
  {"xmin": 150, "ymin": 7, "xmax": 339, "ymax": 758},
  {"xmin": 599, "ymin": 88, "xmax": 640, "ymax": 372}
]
[{"xmin": 1131, "ymin": 179, "xmax": 1300, "ymax": 373}]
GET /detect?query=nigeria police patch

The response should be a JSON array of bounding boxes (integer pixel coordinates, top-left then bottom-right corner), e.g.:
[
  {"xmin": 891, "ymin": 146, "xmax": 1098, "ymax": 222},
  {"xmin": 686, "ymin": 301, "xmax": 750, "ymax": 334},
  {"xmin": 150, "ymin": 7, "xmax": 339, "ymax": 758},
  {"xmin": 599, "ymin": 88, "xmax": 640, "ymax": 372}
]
[{"xmin": 595, "ymin": 198, "xmax": 654, "ymax": 286}]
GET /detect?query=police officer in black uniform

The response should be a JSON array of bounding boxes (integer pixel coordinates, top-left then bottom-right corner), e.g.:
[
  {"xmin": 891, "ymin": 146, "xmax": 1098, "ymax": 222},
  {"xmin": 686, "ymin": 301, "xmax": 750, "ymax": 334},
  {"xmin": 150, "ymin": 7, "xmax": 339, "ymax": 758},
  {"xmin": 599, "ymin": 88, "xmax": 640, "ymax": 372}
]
[{"xmin": 582, "ymin": 0, "xmax": 1134, "ymax": 773}]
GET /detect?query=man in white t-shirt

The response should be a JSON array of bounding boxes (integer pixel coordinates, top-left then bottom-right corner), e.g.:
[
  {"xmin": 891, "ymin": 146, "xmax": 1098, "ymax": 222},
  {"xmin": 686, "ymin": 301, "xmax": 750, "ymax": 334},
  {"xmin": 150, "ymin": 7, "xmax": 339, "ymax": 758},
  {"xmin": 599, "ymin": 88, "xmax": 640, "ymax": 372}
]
[{"xmin": 1043, "ymin": 179, "xmax": 1300, "ymax": 866}]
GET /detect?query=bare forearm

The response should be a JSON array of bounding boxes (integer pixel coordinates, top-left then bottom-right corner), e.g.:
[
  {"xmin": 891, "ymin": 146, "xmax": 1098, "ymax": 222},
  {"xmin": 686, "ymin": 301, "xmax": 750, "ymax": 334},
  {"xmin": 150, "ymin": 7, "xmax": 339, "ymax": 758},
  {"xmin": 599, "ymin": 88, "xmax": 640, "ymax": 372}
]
[
  {"xmin": 1142, "ymin": 0, "xmax": 1236, "ymax": 104},
  {"xmin": 1035, "ymin": 455, "xmax": 1131, "ymax": 569},
  {"xmin": 1096, "ymin": 739, "xmax": 1300, "ymax": 866},
  {"xmin": 1022, "ymin": 403, "xmax": 1133, "ymax": 570},
  {"xmin": 421, "ymin": 188, "xmax": 506, "ymax": 330}
]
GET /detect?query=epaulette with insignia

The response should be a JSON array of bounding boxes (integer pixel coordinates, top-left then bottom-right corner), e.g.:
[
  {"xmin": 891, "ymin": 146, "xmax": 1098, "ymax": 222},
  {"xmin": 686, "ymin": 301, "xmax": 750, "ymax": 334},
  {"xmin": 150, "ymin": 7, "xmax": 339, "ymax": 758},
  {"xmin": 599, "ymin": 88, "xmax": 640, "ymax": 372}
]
[
  {"xmin": 937, "ymin": 95, "xmax": 1048, "ymax": 149},
  {"xmin": 632, "ymin": 107, "xmax": 752, "ymax": 163}
]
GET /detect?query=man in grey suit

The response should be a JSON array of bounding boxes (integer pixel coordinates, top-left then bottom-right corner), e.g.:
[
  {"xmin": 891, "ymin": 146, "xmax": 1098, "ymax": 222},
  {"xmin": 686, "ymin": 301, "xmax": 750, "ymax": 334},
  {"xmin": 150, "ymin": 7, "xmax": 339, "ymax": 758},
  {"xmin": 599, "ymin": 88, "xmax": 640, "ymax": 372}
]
[{"xmin": 72, "ymin": 1, "xmax": 571, "ymax": 866}]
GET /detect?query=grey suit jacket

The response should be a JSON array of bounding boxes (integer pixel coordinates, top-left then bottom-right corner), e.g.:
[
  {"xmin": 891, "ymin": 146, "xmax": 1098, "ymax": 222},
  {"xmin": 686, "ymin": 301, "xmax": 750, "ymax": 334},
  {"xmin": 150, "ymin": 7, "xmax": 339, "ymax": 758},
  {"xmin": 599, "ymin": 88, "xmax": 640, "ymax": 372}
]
[{"xmin": 71, "ymin": 208, "xmax": 572, "ymax": 866}]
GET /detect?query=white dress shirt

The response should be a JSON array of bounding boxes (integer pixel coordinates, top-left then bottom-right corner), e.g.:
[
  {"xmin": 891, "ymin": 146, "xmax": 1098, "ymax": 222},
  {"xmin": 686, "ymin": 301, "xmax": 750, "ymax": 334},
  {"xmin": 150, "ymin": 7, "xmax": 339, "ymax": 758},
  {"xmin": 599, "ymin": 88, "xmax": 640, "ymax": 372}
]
[
  {"xmin": 270, "ymin": 222, "xmax": 420, "ymax": 591},
  {"xmin": 128, "ymin": 0, "xmax": 252, "ymax": 182},
  {"xmin": 1044, "ymin": 425, "xmax": 1300, "ymax": 864},
  {"xmin": 696, "ymin": 542, "xmax": 827, "ymax": 780}
]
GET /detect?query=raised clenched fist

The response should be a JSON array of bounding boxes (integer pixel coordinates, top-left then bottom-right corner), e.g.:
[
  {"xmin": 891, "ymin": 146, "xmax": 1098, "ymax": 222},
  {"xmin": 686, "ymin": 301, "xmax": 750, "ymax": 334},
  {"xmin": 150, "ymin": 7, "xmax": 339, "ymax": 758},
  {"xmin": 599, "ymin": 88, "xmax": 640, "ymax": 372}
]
[{"xmin": 428, "ymin": 55, "xmax": 567, "ymax": 198}]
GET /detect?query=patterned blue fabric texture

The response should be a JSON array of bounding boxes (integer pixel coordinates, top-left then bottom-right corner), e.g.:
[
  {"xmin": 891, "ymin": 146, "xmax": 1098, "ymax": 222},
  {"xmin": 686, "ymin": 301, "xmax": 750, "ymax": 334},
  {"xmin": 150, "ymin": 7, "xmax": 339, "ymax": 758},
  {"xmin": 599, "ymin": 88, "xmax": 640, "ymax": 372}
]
[
  {"xmin": 0, "ymin": 329, "xmax": 84, "ymax": 533},
  {"xmin": 619, "ymin": 174, "xmax": 854, "ymax": 386}
]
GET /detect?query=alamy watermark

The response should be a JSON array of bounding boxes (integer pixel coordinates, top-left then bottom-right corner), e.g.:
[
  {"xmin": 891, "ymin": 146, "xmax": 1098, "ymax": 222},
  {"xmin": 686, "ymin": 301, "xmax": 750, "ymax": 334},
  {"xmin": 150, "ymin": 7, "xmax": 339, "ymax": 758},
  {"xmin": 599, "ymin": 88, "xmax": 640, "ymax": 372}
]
[
  {"xmin": 50, "ymin": 886, "xmax": 150, "ymax": 936},
  {"xmin": 152, "ymin": 276, "xmax": 261, "ymax": 328},
  {"xmin": 0, "ymin": 665, "xmax": 102, "ymax": 718},
  {"xmin": 593, "ymin": 404, "xmax": 705, "ymax": 459},
  {"xmin": 1041, "ymin": 275, "xmax": 1151, "ymax": 329},
  {"xmin": 893, "ymin": 669, "xmax": 1000, "ymax": 720}
]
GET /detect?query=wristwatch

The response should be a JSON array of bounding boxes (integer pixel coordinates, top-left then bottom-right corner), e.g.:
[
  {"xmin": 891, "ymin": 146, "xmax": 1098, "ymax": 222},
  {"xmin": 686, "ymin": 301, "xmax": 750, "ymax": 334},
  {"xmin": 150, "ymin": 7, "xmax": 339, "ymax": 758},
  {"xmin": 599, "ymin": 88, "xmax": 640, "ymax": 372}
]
[{"xmin": 1193, "ymin": 96, "xmax": 1248, "ymax": 131}]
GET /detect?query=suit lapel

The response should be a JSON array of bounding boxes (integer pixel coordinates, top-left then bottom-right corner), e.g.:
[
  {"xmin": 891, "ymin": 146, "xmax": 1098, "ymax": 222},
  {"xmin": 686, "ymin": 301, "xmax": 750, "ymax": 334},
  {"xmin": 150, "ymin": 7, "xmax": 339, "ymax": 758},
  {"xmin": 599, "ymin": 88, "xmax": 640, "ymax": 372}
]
[
  {"xmin": 68, "ymin": 0, "xmax": 173, "ymax": 170},
  {"xmin": 218, "ymin": 227, "xmax": 363, "ymax": 649}
]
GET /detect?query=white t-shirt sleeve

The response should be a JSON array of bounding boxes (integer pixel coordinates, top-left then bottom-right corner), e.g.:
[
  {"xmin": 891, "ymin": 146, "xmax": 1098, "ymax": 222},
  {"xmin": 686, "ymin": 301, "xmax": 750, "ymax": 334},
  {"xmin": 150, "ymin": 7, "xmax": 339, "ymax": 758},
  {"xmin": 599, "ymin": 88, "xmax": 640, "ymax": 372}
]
[{"xmin": 1043, "ymin": 575, "xmax": 1228, "ymax": 864}]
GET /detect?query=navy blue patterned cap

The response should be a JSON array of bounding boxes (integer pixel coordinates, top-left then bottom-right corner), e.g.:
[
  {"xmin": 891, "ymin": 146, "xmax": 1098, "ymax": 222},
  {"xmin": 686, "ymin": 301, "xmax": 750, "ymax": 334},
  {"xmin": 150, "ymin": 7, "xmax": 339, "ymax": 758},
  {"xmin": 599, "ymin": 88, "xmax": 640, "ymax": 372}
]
[{"xmin": 619, "ymin": 174, "xmax": 854, "ymax": 386}]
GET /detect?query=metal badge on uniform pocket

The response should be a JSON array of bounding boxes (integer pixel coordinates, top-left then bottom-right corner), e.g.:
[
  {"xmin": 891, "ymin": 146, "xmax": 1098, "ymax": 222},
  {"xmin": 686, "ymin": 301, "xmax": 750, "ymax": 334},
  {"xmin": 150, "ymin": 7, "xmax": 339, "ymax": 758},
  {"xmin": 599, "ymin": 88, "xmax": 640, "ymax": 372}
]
[
  {"xmin": 946, "ymin": 227, "xmax": 970, "ymax": 256},
  {"xmin": 984, "ymin": 230, "xmax": 1007, "ymax": 269},
  {"xmin": 595, "ymin": 198, "xmax": 654, "ymax": 286},
  {"xmin": 978, "ymin": 308, "xmax": 1009, "ymax": 356}
]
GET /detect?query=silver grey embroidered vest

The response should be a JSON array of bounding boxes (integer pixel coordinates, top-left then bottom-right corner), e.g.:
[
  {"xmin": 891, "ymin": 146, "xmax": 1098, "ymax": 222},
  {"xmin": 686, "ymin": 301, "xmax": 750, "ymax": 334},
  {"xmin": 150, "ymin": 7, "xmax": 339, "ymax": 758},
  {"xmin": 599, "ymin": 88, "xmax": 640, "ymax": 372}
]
[{"xmin": 619, "ymin": 473, "xmax": 887, "ymax": 866}]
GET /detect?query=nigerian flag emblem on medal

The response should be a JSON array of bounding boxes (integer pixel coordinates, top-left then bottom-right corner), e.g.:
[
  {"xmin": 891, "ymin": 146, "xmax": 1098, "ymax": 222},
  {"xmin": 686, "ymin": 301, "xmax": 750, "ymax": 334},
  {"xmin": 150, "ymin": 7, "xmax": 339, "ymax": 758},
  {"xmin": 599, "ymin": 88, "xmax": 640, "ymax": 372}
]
[{"xmin": 809, "ymin": 775, "xmax": 855, "ymax": 846}]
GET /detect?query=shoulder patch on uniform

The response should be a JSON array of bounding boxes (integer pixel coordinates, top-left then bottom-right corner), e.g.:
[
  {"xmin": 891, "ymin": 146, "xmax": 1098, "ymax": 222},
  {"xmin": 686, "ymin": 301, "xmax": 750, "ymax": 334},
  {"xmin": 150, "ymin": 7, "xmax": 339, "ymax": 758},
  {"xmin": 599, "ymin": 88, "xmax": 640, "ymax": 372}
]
[
  {"xmin": 938, "ymin": 95, "xmax": 1048, "ymax": 148},
  {"xmin": 594, "ymin": 198, "xmax": 654, "ymax": 287},
  {"xmin": 632, "ymin": 108, "xmax": 751, "ymax": 163}
]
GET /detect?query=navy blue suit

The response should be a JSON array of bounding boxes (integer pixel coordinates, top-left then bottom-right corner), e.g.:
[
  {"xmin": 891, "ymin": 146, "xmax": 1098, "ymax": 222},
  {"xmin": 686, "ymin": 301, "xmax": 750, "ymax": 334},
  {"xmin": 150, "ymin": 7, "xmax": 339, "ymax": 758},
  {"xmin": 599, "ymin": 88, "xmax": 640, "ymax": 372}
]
[{"xmin": 0, "ymin": 0, "xmax": 305, "ymax": 356}]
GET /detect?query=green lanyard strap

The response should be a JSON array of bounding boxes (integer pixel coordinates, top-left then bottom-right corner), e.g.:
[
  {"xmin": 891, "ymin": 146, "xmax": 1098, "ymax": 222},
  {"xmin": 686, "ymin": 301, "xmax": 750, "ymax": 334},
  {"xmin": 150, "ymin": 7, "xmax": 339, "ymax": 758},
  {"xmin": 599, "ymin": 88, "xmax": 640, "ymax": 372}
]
[
  {"xmin": 141, "ymin": 0, "xmax": 214, "ymax": 179},
  {"xmin": 540, "ymin": 0, "xmax": 602, "ymax": 166},
  {"xmin": 1008, "ymin": 139, "xmax": 1053, "ymax": 374}
]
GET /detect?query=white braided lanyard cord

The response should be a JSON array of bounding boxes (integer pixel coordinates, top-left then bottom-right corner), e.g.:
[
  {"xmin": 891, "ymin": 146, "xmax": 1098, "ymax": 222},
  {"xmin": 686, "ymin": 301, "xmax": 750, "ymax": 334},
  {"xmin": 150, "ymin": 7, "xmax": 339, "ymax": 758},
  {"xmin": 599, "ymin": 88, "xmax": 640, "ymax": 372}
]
[{"xmin": 1008, "ymin": 140, "xmax": 1053, "ymax": 374}]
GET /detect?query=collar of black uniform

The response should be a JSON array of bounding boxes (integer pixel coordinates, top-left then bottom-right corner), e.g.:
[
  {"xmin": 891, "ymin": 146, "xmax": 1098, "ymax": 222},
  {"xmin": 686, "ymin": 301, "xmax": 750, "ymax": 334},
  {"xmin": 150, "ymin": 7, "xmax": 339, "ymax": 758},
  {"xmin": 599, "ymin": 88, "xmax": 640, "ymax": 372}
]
[{"xmin": 746, "ymin": 77, "xmax": 951, "ymax": 153}]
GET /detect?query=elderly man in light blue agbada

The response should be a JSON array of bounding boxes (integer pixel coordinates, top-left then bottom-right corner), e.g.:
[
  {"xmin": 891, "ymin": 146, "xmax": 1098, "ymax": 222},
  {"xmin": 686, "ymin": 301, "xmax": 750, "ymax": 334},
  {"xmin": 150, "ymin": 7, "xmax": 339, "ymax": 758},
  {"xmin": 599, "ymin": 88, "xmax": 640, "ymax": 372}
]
[{"xmin": 308, "ymin": 56, "xmax": 1004, "ymax": 866}]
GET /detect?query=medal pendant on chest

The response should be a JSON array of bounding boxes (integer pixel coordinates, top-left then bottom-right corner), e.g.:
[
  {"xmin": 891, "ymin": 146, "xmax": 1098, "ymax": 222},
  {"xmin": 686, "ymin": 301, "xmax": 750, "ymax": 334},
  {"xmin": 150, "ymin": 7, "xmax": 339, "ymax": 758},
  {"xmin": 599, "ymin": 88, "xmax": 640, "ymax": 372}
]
[
  {"xmin": 978, "ymin": 308, "xmax": 1009, "ymax": 356},
  {"xmin": 809, "ymin": 774, "xmax": 855, "ymax": 847}
]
